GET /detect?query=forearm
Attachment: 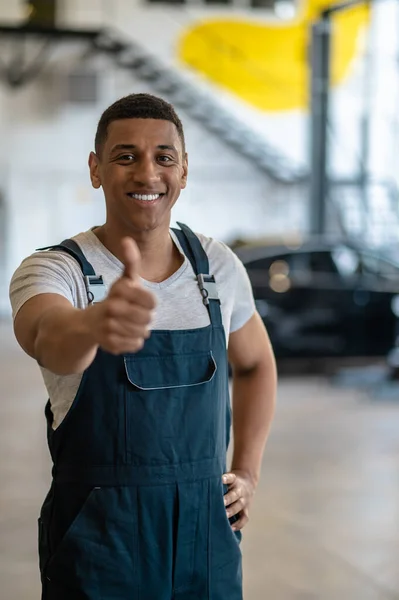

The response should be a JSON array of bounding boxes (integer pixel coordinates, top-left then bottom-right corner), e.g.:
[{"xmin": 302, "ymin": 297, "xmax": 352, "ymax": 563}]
[
  {"xmin": 34, "ymin": 305, "xmax": 99, "ymax": 375},
  {"xmin": 230, "ymin": 359, "xmax": 277, "ymax": 485}
]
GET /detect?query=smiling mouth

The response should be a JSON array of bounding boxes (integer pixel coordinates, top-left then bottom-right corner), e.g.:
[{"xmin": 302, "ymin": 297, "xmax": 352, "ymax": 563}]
[{"xmin": 127, "ymin": 193, "xmax": 164, "ymax": 202}]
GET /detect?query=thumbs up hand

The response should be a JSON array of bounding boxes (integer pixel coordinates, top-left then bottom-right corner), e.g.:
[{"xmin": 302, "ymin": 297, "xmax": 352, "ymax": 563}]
[
  {"xmin": 121, "ymin": 237, "xmax": 141, "ymax": 283},
  {"xmin": 87, "ymin": 237, "xmax": 157, "ymax": 355}
]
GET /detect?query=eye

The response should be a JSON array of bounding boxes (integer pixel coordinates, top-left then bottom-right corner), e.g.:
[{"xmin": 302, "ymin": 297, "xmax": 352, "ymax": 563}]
[
  {"xmin": 158, "ymin": 155, "xmax": 173, "ymax": 163},
  {"xmin": 118, "ymin": 154, "xmax": 135, "ymax": 161}
]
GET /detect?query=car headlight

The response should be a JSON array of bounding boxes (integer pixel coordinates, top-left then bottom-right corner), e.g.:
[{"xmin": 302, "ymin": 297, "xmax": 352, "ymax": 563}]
[{"xmin": 391, "ymin": 295, "xmax": 399, "ymax": 317}]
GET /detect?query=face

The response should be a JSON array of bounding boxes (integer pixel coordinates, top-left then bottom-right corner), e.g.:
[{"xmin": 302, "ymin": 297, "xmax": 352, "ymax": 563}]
[{"xmin": 89, "ymin": 118, "xmax": 188, "ymax": 235}]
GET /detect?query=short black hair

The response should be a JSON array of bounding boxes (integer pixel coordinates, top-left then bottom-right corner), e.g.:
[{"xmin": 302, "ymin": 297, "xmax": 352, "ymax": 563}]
[{"xmin": 94, "ymin": 93, "xmax": 185, "ymax": 156}]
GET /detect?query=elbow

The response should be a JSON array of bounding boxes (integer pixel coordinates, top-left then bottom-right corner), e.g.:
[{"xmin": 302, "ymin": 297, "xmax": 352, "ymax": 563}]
[{"xmin": 232, "ymin": 352, "xmax": 277, "ymax": 380}]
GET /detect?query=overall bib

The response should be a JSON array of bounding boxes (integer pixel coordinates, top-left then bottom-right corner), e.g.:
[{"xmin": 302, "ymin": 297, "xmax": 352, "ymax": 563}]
[{"xmin": 38, "ymin": 224, "xmax": 243, "ymax": 599}]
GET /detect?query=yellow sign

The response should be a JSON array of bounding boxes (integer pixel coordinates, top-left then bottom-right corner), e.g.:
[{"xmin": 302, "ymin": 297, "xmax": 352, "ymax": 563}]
[{"xmin": 178, "ymin": 1, "xmax": 369, "ymax": 111}]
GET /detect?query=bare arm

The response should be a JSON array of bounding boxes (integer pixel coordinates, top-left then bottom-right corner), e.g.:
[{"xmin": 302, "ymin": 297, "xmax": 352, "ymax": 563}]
[
  {"xmin": 13, "ymin": 238, "xmax": 156, "ymax": 376},
  {"xmin": 222, "ymin": 311, "xmax": 277, "ymax": 529},
  {"xmin": 229, "ymin": 311, "xmax": 277, "ymax": 483},
  {"xmin": 14, "ymin": 293, "xmax": 100, "ymax": 375}
]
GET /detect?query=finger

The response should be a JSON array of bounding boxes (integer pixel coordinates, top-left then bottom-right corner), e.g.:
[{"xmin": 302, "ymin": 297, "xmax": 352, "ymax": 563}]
[
  {"xmin": 105, "ymin": 299, "xmax": 155, "ymax": 327},
  {"xmin": 111, "ymin": 280, "xmax": 157, "ymax": 310},
  {"xmin": 222, "ymin": 473, "xmax": 236, "ymax": 486},
  {"xmin": 104, "ymin": 319, "xmax": 151, "ymax": 341},
  {"xmin": 224, "ymin": 487, "xmax": 242, "ymax": 507},
  {"xmin": 226, "ymin": 497, "xmax": 246, "ymax": 519},
  {"xmin": 102, "ymin": 334, "xmax": 146, "ymax": 355},
  {"xmin": 231, "ymin": 511, "xmax": 249, "ymax": 531},
  {"xmin": 121, "ymin": 237, "xmax": 141, "ymax": 282}
]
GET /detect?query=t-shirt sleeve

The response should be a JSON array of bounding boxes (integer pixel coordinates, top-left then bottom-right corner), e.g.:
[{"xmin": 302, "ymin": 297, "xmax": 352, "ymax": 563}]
[
  {"xmin": 9, "ymin": 252, "xmax": 77, "ymax": 319},
  {"xmin": 230, "ymin": 250, "xmax": 256, "ymax": 333}
]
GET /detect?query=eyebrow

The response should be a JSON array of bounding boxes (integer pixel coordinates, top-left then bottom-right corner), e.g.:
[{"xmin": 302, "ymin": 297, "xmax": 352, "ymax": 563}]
[{"xmin": 110, "ymin": 144, "xmax": 178, "ymax": 153}]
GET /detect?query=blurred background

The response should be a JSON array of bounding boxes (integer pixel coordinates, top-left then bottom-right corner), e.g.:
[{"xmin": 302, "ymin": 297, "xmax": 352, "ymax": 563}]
[{"xmin": 1, "ymin": 0, "xmax": 399, "ymax": 598}]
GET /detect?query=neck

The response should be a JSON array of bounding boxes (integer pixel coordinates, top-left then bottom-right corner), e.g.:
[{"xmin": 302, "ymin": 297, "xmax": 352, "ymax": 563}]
[{"xmin": 94, "ymin": 222, "xmax": 183, "ymax": 282}]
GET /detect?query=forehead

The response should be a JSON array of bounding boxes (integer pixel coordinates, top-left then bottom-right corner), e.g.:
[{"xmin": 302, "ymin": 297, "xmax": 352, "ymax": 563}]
[{"xmin": 105, "ymin": 118, "xmax": 182, "ymax": 152}]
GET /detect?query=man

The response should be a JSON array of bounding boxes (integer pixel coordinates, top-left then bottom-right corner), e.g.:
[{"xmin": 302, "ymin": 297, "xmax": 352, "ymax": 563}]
[{"xmin": 10, "ymin": 93, "xmax": 276, "ymax": 599}]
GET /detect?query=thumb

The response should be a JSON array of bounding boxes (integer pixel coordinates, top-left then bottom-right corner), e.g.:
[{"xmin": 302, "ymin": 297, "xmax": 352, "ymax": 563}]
[{"xmin": 120, "ymin": 237, "xmax": 141, "ymax": 282}]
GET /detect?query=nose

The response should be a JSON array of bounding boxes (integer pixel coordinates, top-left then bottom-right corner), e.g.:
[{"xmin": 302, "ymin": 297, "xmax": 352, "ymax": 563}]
[{"xmin": 133, "ymin": 156, "xmax": 160, "ymax": 185}]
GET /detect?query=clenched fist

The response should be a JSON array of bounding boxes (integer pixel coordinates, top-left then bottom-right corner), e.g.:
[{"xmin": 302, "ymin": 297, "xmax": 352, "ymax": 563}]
[{"xmin": 87, "ymin": 237, "xmax": 157, "ymax": 354}]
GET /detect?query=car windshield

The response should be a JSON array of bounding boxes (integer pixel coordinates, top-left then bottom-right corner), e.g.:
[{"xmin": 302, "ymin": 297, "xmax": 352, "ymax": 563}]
[{"xmin": 360, "ymin": 253, "xmax": 399, "ymax": 280}]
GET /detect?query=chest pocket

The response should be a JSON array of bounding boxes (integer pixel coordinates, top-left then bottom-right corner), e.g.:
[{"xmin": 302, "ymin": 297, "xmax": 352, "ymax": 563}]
[
  {"xmin": 123, "ymin": 352, "xmax": 219, "ymax": 464},
  {"xmin": 124, "ymin": 351, "xmax": 217, "ymax": 390}
]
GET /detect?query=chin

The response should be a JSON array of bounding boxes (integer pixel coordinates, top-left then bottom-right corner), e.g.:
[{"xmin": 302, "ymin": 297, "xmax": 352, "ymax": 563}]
[{"xmin": 126, "ymin": 217, "xmax": 166, "ymax": 234}]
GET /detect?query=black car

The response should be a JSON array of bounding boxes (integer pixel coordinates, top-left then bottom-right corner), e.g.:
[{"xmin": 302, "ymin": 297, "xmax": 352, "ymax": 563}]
[{"xmin": 233, "ymin": 237, "xmax": 399, "ymax": 359}]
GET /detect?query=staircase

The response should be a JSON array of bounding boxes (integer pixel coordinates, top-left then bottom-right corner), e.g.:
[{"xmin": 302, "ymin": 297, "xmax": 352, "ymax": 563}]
[
  {"xmin": 92, "ymin": 29, "xmax": 308, "ymax": 185},
  {"xmin": 330, "ymin": 179, "xmax": 399, "ymax": 249},
  {"xmin": 0, "ymin": 23, "xmax": 309, "ymax": 184}
]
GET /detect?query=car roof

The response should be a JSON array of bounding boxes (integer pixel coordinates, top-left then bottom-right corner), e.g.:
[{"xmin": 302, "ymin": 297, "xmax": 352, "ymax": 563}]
[{"xmin": 232, "ymin": 235, "xmax": 361, "ymax": 262}]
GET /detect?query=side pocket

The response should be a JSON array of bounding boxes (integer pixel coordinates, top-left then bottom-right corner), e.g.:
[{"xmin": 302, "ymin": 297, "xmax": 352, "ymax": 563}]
[
  {"xmin": 38, "ymin": 517, "xmax": 50, "ymax": 577},
  {"xmin": 46, "ymin": 486, "xmax": 100, "ymax": 573},
  {"xmin": 211, "ymin": 483, "xmax": 243, "ymax": 570},
  {"xmin": 209, "ymin": 483, "xmax": 243, "ymax": 599},
  {"xmin": 45, "ymin": 487, "xmax": 137, "ymax": 597}
]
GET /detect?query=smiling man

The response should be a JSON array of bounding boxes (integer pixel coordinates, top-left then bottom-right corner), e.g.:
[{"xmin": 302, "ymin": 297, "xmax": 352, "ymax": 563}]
[{"xmin": 9, "ymin": 93, "xmax": 277, "ymax": 600}]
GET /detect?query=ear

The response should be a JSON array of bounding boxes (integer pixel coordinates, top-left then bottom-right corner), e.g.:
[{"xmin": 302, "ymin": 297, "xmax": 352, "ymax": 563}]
[
  {"xmin": 88, "ymin": 151, "xmax": 102, "ymax": 189},
  {"xmin": 181, "ymin": 153, "xmax": 188, "ymax": 190}
]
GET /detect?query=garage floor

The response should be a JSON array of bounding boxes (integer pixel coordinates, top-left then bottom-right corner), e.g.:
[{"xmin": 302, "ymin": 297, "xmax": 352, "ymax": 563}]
[{"xmin": 1, "ymin": 319, "xmax": 399, "ymax": 600}]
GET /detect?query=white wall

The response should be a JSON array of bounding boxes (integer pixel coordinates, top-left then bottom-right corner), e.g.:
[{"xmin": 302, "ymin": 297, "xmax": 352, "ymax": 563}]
[
  {"xmin": 0, "ymin": 0, "xmax": 25, "ymax": 23},
  {"xmin": 0, "ymin": 0, "xmax": 398, "ymax": 316},
  {"xmin": 56, "ymin": 0, "xmax": 307, "ymax": 167}
]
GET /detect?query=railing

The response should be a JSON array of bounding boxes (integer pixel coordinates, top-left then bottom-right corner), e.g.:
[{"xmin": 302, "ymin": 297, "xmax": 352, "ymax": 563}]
[
  {"xmin": 310, "ymin": 0, "xmax": 399, "ymax": 248},
  {"xmin": 93, "ymin": 27, "xmax": 308, "ymax": 183},
  {"xmin": 0, "ymin": 22, "xmax": 308, "ymax": 184}
]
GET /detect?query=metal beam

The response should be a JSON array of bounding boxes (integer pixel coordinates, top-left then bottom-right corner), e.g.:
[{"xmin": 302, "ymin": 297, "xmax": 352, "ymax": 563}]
[
  {"xmin": 0, "ymin": 24, "xmax": 102, "ymax": 87},
  {"xmin": 309, "ymin": 17, "xmax": 331, "ymax": 235},
  {"xmin": 0, "ymin": 24, "xmax": 99, "ymax": 40}
]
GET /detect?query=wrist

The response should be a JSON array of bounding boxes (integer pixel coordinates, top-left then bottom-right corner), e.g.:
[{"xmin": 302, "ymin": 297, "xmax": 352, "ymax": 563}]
[
  {"xmin": 230, "ymin": 466, "xmax": 259, "ymax": 488},
  {"xmin": 82, "ymin": 303, "xmax": 101, "ymax": 347}
]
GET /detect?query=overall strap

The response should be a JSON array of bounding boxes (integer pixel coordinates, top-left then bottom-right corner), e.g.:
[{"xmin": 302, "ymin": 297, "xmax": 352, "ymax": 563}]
[
  {"xmin": 36, "ymin": 239, "xmax": 106, "ymax": 304},
  {"xmin": 37, "ymin": 239, "xmax": 95, "ymax": 275},
  {"xmin": 173, "ymin": 223, "xmax": 209, "ymax": 275},
  {"xmin": 173, "ymin": 222, "xmax": 223, "ymax": 328}
]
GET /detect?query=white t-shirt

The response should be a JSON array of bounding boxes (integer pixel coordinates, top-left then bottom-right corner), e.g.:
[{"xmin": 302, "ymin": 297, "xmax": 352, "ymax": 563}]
[{"xmin": 9, "ymin": 228, "xmax": 256, "ymax": 429}]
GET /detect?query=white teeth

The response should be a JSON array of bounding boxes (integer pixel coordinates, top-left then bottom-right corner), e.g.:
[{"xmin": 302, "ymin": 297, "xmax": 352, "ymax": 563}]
[{"xmin": 130, "ymin": 194, "xmax": 160, "ymax": 201}]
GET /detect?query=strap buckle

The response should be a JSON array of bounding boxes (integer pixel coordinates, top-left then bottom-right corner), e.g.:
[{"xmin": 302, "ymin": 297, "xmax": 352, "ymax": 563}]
[
  {"xmin": 84, "ymin": 275, "xmax": 107, "ymax": 304},
  {"xmin": 197, "ymin": 274, "xmax": 219, "ymax": 306}
]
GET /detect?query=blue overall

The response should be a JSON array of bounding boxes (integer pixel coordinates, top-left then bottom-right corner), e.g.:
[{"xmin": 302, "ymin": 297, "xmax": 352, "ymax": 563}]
[{"xmin": 37, "ymin": 224, "xmax": 243, "ymax": 599}]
